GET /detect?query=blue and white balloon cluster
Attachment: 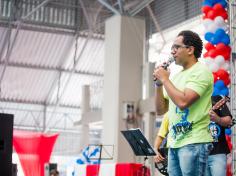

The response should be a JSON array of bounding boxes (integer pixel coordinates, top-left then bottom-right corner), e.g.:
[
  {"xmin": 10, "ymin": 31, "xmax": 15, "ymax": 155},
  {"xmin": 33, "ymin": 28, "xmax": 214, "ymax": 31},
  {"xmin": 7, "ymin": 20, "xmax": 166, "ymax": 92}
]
[
  {"xmin": 205, "ymin": 28, "xmax": 230, "ymax": 45},
  {"xmin": 202, "ymin": 0, "xmax": 231, "ymax": 96}
]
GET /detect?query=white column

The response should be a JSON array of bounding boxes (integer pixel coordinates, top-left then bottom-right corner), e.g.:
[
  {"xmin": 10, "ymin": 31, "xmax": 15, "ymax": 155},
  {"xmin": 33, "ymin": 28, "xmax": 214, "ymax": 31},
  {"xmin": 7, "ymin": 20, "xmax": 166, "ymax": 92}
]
[
  {"xmin": 143, "ymin": 62, "xmax": 156, "ymax": 142},
  {"xmin": 143, "ymin": 62, "xmax": 156, "ymax": 174},
  {"xmin": 81, "ymin": 85, "xmax": 90, "ymax": 114},
  {"xmin": 80, "ymin": 85, "xmax": 90, "ymax": 150},
  {"xmin": 102, "ymin": 15, "xmax": 145, "ymax": 162},
  {"xmin": 143, "ymin": 62, "xmax": 155, "ymax": 99}
]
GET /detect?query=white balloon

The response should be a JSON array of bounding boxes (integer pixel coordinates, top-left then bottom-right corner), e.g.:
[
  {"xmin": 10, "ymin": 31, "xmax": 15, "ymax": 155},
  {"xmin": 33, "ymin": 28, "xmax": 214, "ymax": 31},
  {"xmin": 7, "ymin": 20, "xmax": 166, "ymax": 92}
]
[
  {"xmin": 204, "ymin": 58, "xmax": 214, "ymax": 66},
  {"xmin": 208, "ymin": 62, "xmax": 220, "ymax": 72},
  {"xmin": 221, "ymin": 61, "xmax": 230, "ymax": 71},
  {"xmin": 203, "ymin": 19, "xmax": 213, "ymax": 28},
  {"xmin": 208, "ymin": 23, "xmax": 218, "ymax": 33},
  {"xmin": 214, "ymin": 16, "xmax": 225, "ymax": 26},
  {"xmin": 221, "ymin": 24, "xmax": 229, "ymax": 31},
  {"xmin": 214, "ymin": 55, "xmax": 225, "ymax": 65},
  {"xmin": 202, "ymin": 19, "xmax": 224, "ymax": 34}
]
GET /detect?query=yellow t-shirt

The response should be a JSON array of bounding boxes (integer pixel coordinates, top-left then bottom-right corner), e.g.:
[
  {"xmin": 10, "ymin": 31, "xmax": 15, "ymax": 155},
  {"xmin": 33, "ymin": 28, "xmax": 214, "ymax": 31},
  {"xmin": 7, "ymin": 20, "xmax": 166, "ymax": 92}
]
[{"xmin": 158, "ymin": 115, "xmax": 169, "ymax": 138}]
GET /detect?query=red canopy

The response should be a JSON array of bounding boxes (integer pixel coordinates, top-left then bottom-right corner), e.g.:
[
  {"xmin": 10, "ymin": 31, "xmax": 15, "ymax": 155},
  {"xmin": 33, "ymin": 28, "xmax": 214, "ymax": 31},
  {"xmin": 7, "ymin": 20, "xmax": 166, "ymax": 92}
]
[{"xmin": 13, "ymin": 130, "xmax": 58, "ymax": 176}]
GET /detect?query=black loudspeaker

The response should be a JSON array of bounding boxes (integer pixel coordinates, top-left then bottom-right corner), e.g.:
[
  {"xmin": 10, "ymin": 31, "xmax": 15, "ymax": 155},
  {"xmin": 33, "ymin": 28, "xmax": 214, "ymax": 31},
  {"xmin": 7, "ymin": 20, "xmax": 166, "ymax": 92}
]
[
  {"xmin": 0, "ymin": 113, "xmax": 14, "ymax": 176},
  {"xmin": 12, "ymin": 164, "xmax": 17, "ymax": 176}
]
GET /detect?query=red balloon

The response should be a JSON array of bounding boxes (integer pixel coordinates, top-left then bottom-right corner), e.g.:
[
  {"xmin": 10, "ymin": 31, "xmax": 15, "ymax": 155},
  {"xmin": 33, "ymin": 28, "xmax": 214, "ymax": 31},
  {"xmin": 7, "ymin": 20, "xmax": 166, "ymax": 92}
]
[
  {"xmin": 208, "ymin": 49, "xmax": 218, "ymax": 58},
  {"xmin": 224, "ymin": 78, "xmax": 230, "ymax": 86},
  {"xmin": 201, "ymin": 6, "xmax": 212, "ymax": 14},
  {"xmin": 222, "ymin": 52, "xmax": 230, "ymax": 60},
  {"xmin": 213, "ymin": 73, "xmax": 218, "ymax": 83},
  {"xmin": 226, "ymin": 135, "xmax": 232, "ymax": 151},
  {"xmin": 216, "ymin": 69, "xmax": 230, "ymax": 81},
  {"xmin": 207, "ymin": 10, "xmax": 217, "ymax": 19},
  {"xmin": 215, "ymin": 43, "xmax": 226, "ymax": 52},
  {"xmin": 227, "ymin": 164, "xmax": 232, "ymax": 176},
  {"xmin": 213, "ymin": 4, "xmax": 224, "ymax": 15},
  {"xmin": 205, "ymin": 43, "xmax": 215, "ymax": 51},
  {"xmin": 203, "ymin": 52, "xmax": 209, "ymax": 58},
  {"xmin": 225, "ymin": 46, "xmax": 231, "ymax": 53},
  {"xmin": 221, "ymin": 11, "xmax": 228, "ymax": 20}
]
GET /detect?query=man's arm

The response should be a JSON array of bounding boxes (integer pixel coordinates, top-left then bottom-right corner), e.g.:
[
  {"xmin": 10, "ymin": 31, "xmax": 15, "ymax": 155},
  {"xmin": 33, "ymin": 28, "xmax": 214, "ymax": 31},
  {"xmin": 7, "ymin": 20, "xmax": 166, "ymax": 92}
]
[
  {"xmin": 155, "ymin": 86, "xmax": 169, "ymax": 115},
  {"xmin": 154, "ymin": 135, "xmax": 165, "ymax": 163},
  {"xmin": 162, "ymin": 79, "xmax": 200, "ymax": 110},
  {"xmin": 209, "ymin": 103, "xmax": 232, "ymax": 127},
  {"xmin": 154, "ymin": 135, "xmax": 164, "ymax": 151},
  {"xmin": 210, "ymin": 113, "xmax": 232, "ymax": 127},
  {"xmin": 209, "ymin": 96, "xmax": 233, "ymax": 127},
  {"xmin": 154, "ymin": 67, "xmax": 199, "ymax": 110}
]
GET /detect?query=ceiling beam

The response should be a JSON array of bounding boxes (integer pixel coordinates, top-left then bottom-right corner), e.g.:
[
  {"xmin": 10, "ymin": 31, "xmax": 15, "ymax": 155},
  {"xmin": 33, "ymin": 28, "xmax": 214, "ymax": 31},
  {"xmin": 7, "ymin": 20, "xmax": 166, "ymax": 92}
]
[
  {"xmin": 0, "ymin": 21, "xmax": 105, "ymax": 39},
  {"xmin": 0, "ymin": 97, "xmax": 80, "ymax": 109},
  {"xmin": 13, "ymin": 125, "xmax": 82, "ymax": 134},
  {"xmin": 0, "ymin": 61, "xmax": 103, "ymax": 77},
  {"xmin": 129, "ymin": 0, "xmax": 154, "ymax": 16},
  {"xmin": 97, "ymin": 0, "xmax": 120, "ymax": 15},
  {"xmin": 146, "ymin": 5, "xmax": 166, "ymax": 52},
  {"xmin": 117, "ymin": 0, "xmax": 124, "ymax": 14}
]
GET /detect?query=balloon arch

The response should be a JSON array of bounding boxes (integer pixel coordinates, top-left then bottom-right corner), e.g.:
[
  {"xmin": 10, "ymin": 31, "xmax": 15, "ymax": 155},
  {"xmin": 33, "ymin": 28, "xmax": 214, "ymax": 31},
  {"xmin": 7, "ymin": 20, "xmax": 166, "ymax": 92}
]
[{"xmin": 201, "ymin": 0, "xmax": 232, "ymax": 175}]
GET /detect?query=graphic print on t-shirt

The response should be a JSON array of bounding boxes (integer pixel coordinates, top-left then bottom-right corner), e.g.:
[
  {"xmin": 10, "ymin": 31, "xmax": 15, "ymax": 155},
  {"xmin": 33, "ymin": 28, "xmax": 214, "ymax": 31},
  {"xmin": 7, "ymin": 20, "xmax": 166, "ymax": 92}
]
[
  {"xmin": 171, "ymin": 107, "xmax": 193, "ymax": 139},
  {"xmin": 209, "ymin": 122, "xmax": 221, "ymax": 142}
]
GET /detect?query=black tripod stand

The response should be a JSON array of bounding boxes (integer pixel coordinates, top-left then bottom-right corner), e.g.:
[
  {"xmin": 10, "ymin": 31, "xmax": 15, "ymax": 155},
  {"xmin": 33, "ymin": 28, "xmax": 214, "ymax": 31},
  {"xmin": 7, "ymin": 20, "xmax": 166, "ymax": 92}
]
[
  {"xmin": 121, "ymin": 128, "xmax": 156, "ymax": 176},
  {"xmin": 140, "ymin": 156, "xmax": 149, "ymax": 176}
]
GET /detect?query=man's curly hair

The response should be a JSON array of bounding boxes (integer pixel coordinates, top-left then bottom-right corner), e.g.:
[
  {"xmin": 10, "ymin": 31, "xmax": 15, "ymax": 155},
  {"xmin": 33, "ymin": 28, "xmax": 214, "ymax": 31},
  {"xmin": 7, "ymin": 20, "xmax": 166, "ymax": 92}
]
[{"xmin": 178, "ymin": 30, "xmax": 203, "ymax": 59}]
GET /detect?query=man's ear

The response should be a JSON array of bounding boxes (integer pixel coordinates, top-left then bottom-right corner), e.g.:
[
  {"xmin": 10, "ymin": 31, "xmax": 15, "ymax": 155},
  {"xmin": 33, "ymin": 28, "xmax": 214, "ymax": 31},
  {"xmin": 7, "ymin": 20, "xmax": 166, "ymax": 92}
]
[{"xmin": 188, "ymin": 46, "xmax": 194, "ymax": 55}]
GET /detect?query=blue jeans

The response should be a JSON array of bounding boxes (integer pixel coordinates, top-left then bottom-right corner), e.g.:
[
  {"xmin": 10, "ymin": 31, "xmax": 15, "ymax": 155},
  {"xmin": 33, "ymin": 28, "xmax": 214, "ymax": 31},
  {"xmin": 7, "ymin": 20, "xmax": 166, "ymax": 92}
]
[
  {"xmin": 206, "ymin": 154, "xmax": 227, "ymax": 176},
  {"xmin": 168, "ymin": 143, "xmax": 213, "ymax": 176}
]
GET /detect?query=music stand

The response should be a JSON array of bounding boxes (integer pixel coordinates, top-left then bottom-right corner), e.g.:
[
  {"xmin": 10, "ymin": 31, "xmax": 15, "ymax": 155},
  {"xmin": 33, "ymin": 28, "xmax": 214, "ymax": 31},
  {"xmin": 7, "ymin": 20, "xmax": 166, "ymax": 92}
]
[
  {"xmin": 88, "ymin": 144, "xmax": 114, "ymax": 163},
  {"xmin": 121, "ymin": 128, "xmax": 156, "ymax": 176},
  {"xmin": 86, "ymin": 144, "xmax": 114, "ymax": 176}
]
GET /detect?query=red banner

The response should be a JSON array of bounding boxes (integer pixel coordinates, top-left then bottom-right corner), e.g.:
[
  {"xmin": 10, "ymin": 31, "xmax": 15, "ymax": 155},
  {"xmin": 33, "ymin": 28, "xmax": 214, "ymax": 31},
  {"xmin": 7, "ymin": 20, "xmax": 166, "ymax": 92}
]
[{"xmin": 13, "ymin": 130, "xmax": 58, "ymax": 176}]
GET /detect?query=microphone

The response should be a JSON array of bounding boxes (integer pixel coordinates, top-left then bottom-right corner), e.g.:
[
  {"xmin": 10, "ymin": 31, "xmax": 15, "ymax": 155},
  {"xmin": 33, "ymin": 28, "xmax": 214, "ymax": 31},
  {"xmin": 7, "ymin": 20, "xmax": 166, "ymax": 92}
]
[
  {"xmin": 154, "ymin": 57, "xmax": 175, "ymax": 82},
  {"xmin": 160, "ymin": 56, "xmax": 175, "ymax": 70}
]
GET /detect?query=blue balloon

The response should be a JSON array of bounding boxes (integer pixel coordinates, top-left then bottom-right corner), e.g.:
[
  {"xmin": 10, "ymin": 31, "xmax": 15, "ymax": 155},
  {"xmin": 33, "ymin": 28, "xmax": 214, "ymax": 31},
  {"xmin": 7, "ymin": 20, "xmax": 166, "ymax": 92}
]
[
  {"xmin": 220, "ymin": 87, "xmax": 229, "ymax": 96},
  {"xmin": 205, "ymin": 32, "xmax": 214, "ymax": 42},
  {"xmin": 219, "ymin": 0, "xmax": 227, "ymax": 8},
  {"xmin": 212, "ymin": 87, "xmax": 220, "ymax": 96},
  {"xmin": 211, "ymin": 36, "xmax": 220, "ymax": 45},
  {"xmin": 221, "ymin": 35, "xmax": 230, "ymax": 45},
  {"xmin": 214, "ymin": 80, "xmax": 225, "ymax": 89},
  {"xmin": 225, "ymin": 128, "xmax": 231, "ymax": 135},
  {"xmin": 202, "ymin": 1, "xmax": 213, "ymax": 6},
  {"xmin": 215, "ymin": 28, "xmax": 226, "ymax": 38},
  {"xmin": 207, "ymin": 0, "xmax": 217, "ymax": 4}
]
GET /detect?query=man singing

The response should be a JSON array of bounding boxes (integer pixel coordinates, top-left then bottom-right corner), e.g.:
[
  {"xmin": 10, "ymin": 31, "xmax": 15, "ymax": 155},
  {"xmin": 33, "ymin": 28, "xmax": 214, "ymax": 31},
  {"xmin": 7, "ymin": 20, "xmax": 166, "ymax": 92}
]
[{"xmin": 153, "ymin": 30, "xmax": 213, "ymax": 176}]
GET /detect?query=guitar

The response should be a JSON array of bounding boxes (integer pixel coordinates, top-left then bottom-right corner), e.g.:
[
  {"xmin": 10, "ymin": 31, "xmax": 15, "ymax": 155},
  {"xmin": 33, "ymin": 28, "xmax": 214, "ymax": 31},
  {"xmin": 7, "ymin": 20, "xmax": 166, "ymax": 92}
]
[
  {"xmin": 154, "ymin": 148, "xmax": 168, "ymax": 176},
  {"xmin": 154, "ymin": 96, "xmax": 230, "ymax": 176},
  {"xmin": 211, "ymin": 96, "xmax": 230, "ymax": 111}
]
